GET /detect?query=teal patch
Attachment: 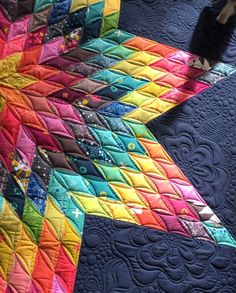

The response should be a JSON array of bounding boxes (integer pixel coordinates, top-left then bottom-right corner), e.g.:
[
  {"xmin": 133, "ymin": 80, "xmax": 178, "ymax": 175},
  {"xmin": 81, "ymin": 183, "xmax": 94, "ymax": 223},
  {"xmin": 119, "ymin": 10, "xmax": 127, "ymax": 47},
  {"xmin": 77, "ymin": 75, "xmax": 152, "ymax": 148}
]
[
  {"xmin": 118, "ymin": 133, "xmax": 146, "ymax": 155},
  {"xmin": 0, "ymin": 196, "xmax": 4, "ymax": 213},
  {"xmin": 204, "ymin": 223, "xmax": 236, "ymax": 248},
  {"xmin": 84, "ymin": 1, "xmax": 105, "ymax": 25},
  {"xmin": 211, "ymin": 63, "xmax": 236, "ymax": 77},
  {"xmin": 87, "ymin": 178, "xmax": 119, "ymax": 201},
  {"xmin": 34, "ymin": 0, "xmax": 53, "ymax": 12},
  {"xmin": 82, "ymin": 38, "xmax": 117, "ymax": 53},
  {"xmin": 103, "ymin": 30, "xmax": 135, "ymax": 44}
]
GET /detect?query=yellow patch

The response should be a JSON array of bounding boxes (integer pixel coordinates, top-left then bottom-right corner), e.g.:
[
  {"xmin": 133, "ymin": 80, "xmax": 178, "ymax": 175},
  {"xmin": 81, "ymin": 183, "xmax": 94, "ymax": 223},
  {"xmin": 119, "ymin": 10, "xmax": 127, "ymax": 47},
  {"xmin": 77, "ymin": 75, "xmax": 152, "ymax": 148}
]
[{"xmin": 0, "ymin": 96, "xmax": 5, "ymax": 112}]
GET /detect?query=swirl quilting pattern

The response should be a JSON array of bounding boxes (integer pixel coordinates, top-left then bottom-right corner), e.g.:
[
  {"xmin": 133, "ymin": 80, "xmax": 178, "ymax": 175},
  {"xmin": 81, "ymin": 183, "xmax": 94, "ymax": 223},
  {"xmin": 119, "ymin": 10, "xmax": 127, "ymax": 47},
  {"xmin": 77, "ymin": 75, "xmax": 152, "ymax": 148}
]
[{"xmin": 75, "ymin": 215, "xmax": 236, "ymax": 293}]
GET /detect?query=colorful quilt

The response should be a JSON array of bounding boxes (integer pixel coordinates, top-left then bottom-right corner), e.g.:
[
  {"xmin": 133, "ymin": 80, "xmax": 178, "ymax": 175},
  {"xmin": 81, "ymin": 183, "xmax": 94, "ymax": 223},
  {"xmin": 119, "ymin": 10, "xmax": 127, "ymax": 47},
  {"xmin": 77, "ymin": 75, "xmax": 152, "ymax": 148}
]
[{"xmin": 0, "ymin": 0, "xmax": 235, "ymax": 292}]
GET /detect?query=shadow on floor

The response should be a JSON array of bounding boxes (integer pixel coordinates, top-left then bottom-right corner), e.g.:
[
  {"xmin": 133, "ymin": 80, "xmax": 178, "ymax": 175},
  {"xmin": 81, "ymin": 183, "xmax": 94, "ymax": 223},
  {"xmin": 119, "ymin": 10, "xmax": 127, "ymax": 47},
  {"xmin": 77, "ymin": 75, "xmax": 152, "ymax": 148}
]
[{"xmin": 190, "ymin": 3, "xmax": 236, "ymax": 61}]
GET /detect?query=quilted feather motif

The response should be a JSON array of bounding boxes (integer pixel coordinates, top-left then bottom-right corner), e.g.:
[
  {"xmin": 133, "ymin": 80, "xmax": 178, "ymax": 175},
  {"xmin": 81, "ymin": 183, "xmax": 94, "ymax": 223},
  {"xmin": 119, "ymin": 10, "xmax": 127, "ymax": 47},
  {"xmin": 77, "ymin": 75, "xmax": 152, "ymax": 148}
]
[{"xmin": 0, "ymin": 1, "xmax": 236, "ymax": 292}]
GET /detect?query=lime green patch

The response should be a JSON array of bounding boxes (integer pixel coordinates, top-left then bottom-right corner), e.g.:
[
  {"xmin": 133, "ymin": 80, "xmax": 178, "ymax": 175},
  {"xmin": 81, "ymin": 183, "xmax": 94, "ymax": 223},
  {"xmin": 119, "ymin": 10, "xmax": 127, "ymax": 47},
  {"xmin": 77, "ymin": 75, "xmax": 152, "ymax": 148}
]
[
  {"xmin": 124, "ymin": 119, "xmax": 157, "ymax": 141},
  {"xmin": 100, "ymin": 12, "xmax": 120, "ymax": 36},
  {"xmin": 22, "ymin": 199, "xmax": 43, "ymax": 244},
  {"xmin": 95, "ymin": 163, "xmax": 127, "ymax": 184}
]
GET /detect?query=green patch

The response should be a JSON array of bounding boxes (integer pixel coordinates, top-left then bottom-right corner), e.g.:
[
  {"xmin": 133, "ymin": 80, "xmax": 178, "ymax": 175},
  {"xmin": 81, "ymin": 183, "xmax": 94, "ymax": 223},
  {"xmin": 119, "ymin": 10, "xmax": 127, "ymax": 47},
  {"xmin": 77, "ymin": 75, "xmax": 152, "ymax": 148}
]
[
  {"xmin": 124, "ymin": 119, "xmax": 156, "ymax": 141},
  {"xmin": 100, "ymin": 12, "xmax": 120, "ymax": 36},
  {"xmin": 22, "ymin": 199, "xmax": 43, "ymax": 244}
]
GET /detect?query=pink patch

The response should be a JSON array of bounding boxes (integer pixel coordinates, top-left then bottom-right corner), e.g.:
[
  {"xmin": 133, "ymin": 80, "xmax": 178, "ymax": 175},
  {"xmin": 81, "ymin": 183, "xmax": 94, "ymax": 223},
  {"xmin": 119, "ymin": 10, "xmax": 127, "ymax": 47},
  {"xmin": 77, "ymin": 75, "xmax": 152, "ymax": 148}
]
[
  {"xmin": 8, "ymin": 255, "xmax": 32, "ymax": 293},
  {"xmin": 0, "ymin": 130, "xmax": 15, "ymax": 170},
  {"xmin": 177, "ymin": 80, "xmax": 209, "ymax": 95},
  {"xmin": 173, "ymin": 64, "xmax": 205, "ymax": 79},
  {"xmin": 44, "ymin": 56, "xmax": 78, "ymax": 70},
  {"xmin": 24, "ymin": 28, "xmax": 47, "ymax": 50},
  {"xmin": 52, "ymin": 275, "xmax": 68, "ymax": 293},
  {"xmin": 55, "ymin": 247, "xmax": 76, "ymax": 293},
  {"xmin": 39, "ymin": 113, "xmax": 74, "ymax": 139},
  {"xmin": 150, "ymin": 58, "xmax": 179, "ymax": 72},
  {"xmin": 167, "ymin": 51, "xmax": 197, "ymax": 65},
  {"xmin": 47, "ymin": 71, "xmax": 81, "ymax": 87},
  {"xmin": 170, "ymin": 179, "xmax": 206, "ymax": 204},
  {"xmin": 3, "ymin": 35, "xmax": 27, "ymax": 56},
  {"xmin": 164, "ymin": 196, "xmax": 199, "ymax": 221},
  {"xmin": 16, "ymin": 126, "xmax": 36, "ymax": 166},
  {"xmin": 39, "ymin": 38, "xmax": 64, "ymax": 64},
  {"xmin": 28, "ymin": 127, "xmax": 61, "ymax": 152},
  {"xmin": 158, "ymin": 214, "xmax": 190, "ymax": 237},
  {"xmin": 8, "ymin": 15, "xmax": 31, "ymax": 40},
  {"xmin": 0, "ymin": 9, "xmax": 10, "ymax": 40},
  {"xmin": 160, "ymin": 88, "xmax": 191, "ymax": 103},
  {"xmin": 48, "ymin": 98, "xmax": 84, "ymax": 123}
]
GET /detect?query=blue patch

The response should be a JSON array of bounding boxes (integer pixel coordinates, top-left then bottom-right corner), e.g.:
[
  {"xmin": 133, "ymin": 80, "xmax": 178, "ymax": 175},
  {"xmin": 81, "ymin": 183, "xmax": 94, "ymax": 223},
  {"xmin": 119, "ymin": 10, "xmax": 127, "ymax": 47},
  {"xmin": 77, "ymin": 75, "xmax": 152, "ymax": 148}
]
[
  {"xmin": 99, "ymin": 102, "xmax": 136, "ymax": 117},
  {"xmin": 48, "ymin": 0, "xmax": 71, "ymax": 25},
  {"xmin": 27, "ymin": 173, "xmax": 48, "ymax": 215}
]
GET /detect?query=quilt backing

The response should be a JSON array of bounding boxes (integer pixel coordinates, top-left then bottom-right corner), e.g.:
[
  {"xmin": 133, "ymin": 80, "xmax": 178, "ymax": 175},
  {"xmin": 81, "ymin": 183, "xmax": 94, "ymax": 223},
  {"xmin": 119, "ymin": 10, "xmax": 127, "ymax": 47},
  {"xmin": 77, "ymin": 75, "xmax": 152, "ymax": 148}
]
[{"xmin": 0, "ymin": 0, "xmax": 235, "ymax": 292}]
